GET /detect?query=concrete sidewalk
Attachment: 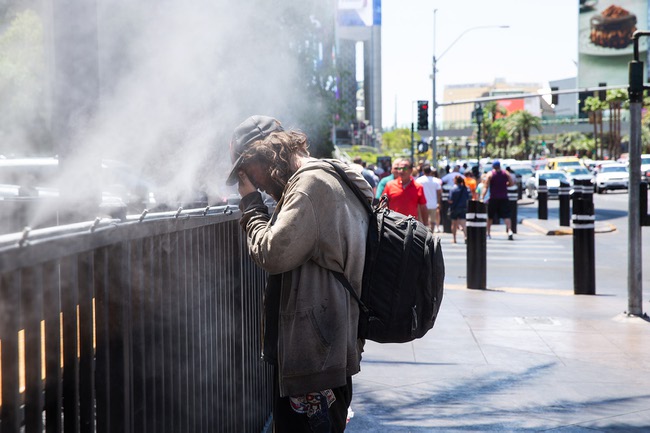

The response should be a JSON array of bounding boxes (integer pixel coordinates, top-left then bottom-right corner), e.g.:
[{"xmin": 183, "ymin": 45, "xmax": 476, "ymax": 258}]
[
  {"xmin": 347, "ymin": 288, "xmax": 650, "ymax": 432},
  {"xmin": 346, "ymin": 215, "xmax": 650, "ymax": 432}
]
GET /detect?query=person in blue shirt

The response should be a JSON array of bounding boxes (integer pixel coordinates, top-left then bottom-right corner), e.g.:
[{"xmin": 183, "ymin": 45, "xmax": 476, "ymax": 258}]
[
  {"xmin": 375, "ymin": 159, "xmax": 401, "ymax": 200},
  {"xmin": 448, "ymin": 175, "xmax": 470, "ymax": 244}
]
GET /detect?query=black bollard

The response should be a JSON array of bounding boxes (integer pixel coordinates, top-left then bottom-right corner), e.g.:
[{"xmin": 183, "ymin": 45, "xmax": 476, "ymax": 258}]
[
  {"xmin": 441, "ymin": 185, "xmax": 452, "ymax": 233},
  {"xmin": 580, "ymin": 179, "xmax": 594, "ymax": 203},
  {"xmin": 559, "ymin": 180, "xmax": 571, "ymax": 227},
  {"xmin": 572, "ymin": 198, "xmax": 596, "ymax": 295},
  {"xmin": 517, "ymin": 177, "xmax": 523, "ymax": 200},
  {"xmin": 507, "ymin": 184, "xmax": 518, "ymax": 234},
  {"xmin": 537, "ymin": 178, "xmax": 548, "ymax": 220},
  {"xmin": 572, "ymin": 179, "xmax": 583, "ymax": 201},
  {"xmin": 641, "ymin": 181, "xmax": 650, "ymax": 226},
  {"xmin": 466, "ymin": 200, "xmax": 487, "ymax": 290}
]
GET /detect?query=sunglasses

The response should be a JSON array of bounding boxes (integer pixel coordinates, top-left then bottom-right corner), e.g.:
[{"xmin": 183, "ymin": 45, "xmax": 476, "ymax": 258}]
[{"xmin": 395, "ymin": 167, "xmax": 411, "ymax": 172}]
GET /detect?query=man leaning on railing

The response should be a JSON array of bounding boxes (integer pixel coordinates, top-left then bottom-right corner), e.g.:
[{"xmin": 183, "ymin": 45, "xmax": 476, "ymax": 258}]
[{"xmin": 225, "ymin": 115, "xmax": 373, "ymax": 432}]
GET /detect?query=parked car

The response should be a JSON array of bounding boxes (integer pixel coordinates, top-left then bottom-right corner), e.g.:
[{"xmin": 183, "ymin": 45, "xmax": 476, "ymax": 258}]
[
  {"xmin": 546, "ymin": 156, "xmax": 585, "ymax": 171},
  {"xmin": 507, "ymin": 162, "xmax": 535, "ymax": 185},
  {"xmin": 588, "ymin": 160, "xmax": 618, "ymax": 173},
  {"xmin": 593, "ymin": 163, "xmax": 629, "ymax": 194},
  {"xmin": 641, "ymin": 154, "xmax": 650, "ymax": 180},
  {"xmin": 0, "ymin": 157, "xmax": 166, "ymax": 234},
  {"xmin": 525, "ymin": 170, "xmax": 569, "ymax": 199},
  {"xmin": 561, "ymin": 166, "xmax": 594, "ymax": 186},
  {"xmin": 0, "ymin": 157, "xmax": 159, "ymax": 212}
]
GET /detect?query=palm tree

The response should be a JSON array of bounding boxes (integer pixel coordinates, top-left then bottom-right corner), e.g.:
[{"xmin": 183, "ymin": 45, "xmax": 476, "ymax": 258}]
[
  {"xmin": 484, "ymin": 101, "xmax": 507, "ymax": 122},
  {"xmin": 583, "ymin": 96, "xmax": 606, "ymax": 159},
  {"xmin": 483, "ymin": 101, "xmax": 508, "ymax": 151},
  {"xmin": 556, "ymin": 131, "xmax": 590, "ymax": 156},
  {"xmin": 508, "ymin": 110, "xmax": 542, "ymax": 159},
  {"xmin": 606, "ymin": 88, "xmax": 628, "ymax": 159}
]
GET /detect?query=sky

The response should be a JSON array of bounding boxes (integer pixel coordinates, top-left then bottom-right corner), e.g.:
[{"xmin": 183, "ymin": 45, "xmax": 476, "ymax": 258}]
[{"xmin": 380, "ymin": 0, "xmax": 579, "ymax": 129}]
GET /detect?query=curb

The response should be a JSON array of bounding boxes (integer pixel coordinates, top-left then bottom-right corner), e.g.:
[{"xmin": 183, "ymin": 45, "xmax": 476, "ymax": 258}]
[{"xmin": 520, "ymin": 219, "xmax": 617, "ymax": 236}]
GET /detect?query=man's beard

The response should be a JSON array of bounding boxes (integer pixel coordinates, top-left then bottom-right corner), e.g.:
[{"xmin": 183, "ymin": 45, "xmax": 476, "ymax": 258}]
[{"xmin": 267, "ymin": 178, "xmax": 286, "ymax": 202}]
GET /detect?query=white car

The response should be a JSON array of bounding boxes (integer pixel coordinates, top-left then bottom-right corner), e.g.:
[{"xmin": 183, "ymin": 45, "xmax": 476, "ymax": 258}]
[
  {"xmin": 641, "ymin": 154, "xmax": 650, "ymax": 180},
  {"xmin": 507, "ymin": 163, "xmax": 535, "ymax": 185},
  {"xmin": 594, "ymin": 163, "xmax": 629, "ymax": 194},
  {"xmin": 525, "ymin": 170, "xmax": 569, "ymax": 199}
]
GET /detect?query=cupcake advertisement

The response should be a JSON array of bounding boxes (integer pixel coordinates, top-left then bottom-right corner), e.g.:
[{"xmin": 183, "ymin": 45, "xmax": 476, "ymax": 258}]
[{"xmin": 578, "ymin": 0, "xmax": 648, "ymax": 88}]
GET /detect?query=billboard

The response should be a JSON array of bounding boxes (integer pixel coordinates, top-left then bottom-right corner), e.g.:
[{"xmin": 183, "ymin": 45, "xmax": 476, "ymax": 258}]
[
  {"xmin": 497, "ymin": 99, "xmax": 524, "ymax": 116},
  {"xmin": 337, "ymin": 0, "xmax": 381, "ymax": 27},
  {"xmin": 495, "ymin": 98, "xmax": 542, "ymax": 118},
  {"xmin": 578, "ymin": 0, "xmax": 648, "ymax": 88}
]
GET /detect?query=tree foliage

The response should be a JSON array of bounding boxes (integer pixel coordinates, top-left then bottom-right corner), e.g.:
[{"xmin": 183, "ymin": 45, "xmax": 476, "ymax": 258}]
[
  {"xmin": 380, "ymin": 128, "xmax": 420, "ymax": 155},
  {"xmin": 0, "ymin": 8, "xmax": 48, "ymax": 154}
]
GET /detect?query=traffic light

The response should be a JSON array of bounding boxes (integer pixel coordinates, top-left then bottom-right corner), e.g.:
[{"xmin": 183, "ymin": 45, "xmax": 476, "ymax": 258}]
[
  {"xmin": 551, "ymin": 87, "xmax": 559, "ymax": 105},
  {"xmin": 417, "ymin": 140, "xmax": 429, "ymax": 153},
  {"xmin": 417, "ymin": 100, "xmax": 429, "ymax": 130}
]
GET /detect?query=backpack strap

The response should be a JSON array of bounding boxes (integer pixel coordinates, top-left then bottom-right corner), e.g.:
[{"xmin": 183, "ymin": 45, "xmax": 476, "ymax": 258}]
[
  {"xmin": 331, "ymin": 271, "xmax": 370, "ymax": 314},
  {"xmin": 319, "ymin": 161, "xmax": 374, "ymax": 314}
]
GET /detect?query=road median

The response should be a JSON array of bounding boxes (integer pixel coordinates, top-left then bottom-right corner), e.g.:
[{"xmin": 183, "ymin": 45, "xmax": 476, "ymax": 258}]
[{"xmin": 520, "ymin": 218, "xmax": 616, "ymax": 235}]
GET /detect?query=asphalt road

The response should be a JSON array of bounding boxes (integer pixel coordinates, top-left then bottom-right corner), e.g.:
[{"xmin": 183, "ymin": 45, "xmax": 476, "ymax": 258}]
[{"xmin": 443, "ymin": 191, "xmax": 650, "ymax": 298}]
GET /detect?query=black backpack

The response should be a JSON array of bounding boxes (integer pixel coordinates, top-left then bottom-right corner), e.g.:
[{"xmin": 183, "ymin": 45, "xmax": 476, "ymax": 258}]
[{"xmin": 326, "ymin": 161, "xmax": 445, "ymax": 344}]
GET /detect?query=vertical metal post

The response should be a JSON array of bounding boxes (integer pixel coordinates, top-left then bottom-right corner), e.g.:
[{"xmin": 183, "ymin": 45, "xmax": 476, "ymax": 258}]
[
  {"xmin": 411, "ymin": 122, "xmax": 415, "ymax": 165},
  {"xmin": 627, "ymin": 41, "xmax": 645, "ymax": 315},
  {"xmin": 432, "ymin": 9, "xmax": 438, "ymax": 167}
]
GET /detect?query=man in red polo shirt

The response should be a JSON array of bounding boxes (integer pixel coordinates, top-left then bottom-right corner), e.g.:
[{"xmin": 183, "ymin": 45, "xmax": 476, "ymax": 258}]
[{"xmin": 383, "ymin": 158, "xmax": 428, "ymax": 226}]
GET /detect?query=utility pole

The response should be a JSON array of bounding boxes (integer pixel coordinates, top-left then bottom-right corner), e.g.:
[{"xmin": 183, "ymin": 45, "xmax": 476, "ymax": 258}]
[{"xmin": 626, "ymin": 31, "xmax": 647, "ymax": 317}]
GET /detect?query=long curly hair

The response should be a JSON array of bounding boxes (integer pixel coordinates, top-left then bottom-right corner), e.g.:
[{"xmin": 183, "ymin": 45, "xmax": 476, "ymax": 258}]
[{"xmin": 239, "ymin": 129, "xmax": 310, "ymax": 192}]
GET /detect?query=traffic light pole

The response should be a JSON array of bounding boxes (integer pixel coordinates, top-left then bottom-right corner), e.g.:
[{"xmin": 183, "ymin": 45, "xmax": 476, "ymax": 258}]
[
  {"xmin": 432, "ymin": 55, "xmax": 438, "ymax": 168},
  {"xmin": 410, "ymin": 122, "xmax": 415, "ymax": 165},
  {"xmin": 626, "ymin": 31, "xmax": 648, "ymax": 317}
]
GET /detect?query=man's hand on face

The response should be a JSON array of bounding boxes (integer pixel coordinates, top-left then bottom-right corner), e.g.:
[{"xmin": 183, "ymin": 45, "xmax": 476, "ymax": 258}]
[{"xmin": 238, "ymin": 170, "xmax": 258, "ymax": 197}]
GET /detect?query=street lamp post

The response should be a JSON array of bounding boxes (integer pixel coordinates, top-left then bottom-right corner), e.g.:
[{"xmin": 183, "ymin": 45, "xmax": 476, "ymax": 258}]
[
  {"xmin": 432, "ymin": 14, "xmax": 508, "ymax": 168},
  {"xmin": 475, "ymin": 103, "xmax": 484, "ymax": 159}
]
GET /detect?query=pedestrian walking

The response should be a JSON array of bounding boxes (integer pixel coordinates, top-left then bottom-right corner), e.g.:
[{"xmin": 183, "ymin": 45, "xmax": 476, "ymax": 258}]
[
  {"xmin": 383, "ymin": 159, "xmax": 429, "ymax": 225},
  {"xmin": 448, "ymin": 175, "xmax": 470, "ymax": 244},
  {"xmin": 375, "ymin": 159, "xmax": 400, "ymax": 200},
  {"xmin": 416, "ymin": 163, "xmax": 442, "ymax": 233},
  {"xmin": 226, "ymin": 115, "xmax": 373, "ymax": 432},
  {"xmin": 441, "ymin": 164, "xmax": 464, "ymax": 187},
  {"xmin": 464, "ymin": 170, "xmax": 478, "ymax": 200},
  {"xmin": 482, "ymin": 159, "xmax": 514, "ymax": 240},
  {"xmin": 351, "ymin": 156, "xmax": 377, "ymax": 195}
]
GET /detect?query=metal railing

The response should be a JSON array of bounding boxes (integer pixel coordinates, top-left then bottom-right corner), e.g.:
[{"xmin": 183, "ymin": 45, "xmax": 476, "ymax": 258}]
[{"xmin": 0, "ymin": 205, "xmax": 273, "ymax": 433}]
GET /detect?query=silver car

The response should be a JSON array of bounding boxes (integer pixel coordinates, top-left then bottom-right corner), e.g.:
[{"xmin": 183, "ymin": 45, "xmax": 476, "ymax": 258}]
[
  {"xmin": 525, "ymin": 170, "xmax": 569, "ymax": 199},
  {"xmin": 562, "ymin": 166, "xmax": 594, "ymax": 187}
]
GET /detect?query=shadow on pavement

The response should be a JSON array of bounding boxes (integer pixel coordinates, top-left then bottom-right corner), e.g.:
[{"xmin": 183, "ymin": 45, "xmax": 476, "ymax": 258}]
[{"xmin": 348, "ymin": 362, "xmax": 650, "ymax": 431}]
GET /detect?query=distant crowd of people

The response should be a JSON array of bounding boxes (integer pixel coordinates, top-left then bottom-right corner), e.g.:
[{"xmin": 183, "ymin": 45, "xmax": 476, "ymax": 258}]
[{"xmin": 350, "ymin": 157, "xmax": 515, "ymax": 243}]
